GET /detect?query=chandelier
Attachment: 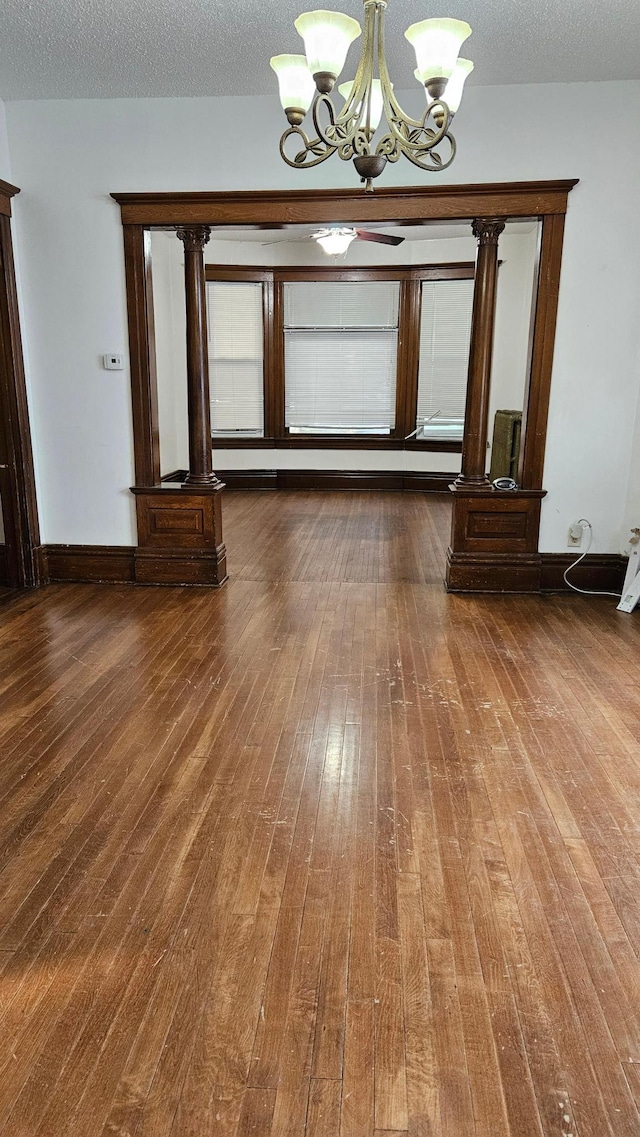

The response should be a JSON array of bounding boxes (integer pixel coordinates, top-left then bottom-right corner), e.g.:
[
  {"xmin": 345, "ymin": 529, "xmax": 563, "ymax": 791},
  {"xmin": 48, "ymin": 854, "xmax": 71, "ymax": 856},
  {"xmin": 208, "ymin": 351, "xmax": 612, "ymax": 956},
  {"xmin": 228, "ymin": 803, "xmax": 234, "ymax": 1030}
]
[{"xmin": 270, "ymin": 3, "xmax": 473, "ymax": 192}]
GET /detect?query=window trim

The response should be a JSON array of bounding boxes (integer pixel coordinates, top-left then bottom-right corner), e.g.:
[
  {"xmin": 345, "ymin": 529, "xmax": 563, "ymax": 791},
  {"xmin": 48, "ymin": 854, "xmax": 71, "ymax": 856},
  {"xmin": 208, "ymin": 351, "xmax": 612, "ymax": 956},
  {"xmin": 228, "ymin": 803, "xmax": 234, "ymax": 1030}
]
[{"xmin": 204, "ymin": 261, "xmax": 475, "ymax": 451}]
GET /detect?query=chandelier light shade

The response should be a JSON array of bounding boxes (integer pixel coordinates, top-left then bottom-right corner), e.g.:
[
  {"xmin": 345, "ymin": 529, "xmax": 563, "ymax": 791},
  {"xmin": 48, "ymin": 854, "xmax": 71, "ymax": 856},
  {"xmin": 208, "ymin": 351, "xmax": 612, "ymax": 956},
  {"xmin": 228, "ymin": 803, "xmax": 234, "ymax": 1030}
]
[
  {"xmin": 270, "ymin": 1, "xmax": 473, "ymax": 192},
  {"xmin": 270, "ymin": 55, "xmax": 316, "ymax": 121},
  {"xmin": 442, "ymin": 57, "xmax": 474, "ymax": 114},
  {"xmin": 405, "ymin": 17, "xmax": 471, "ymax": 94},
  {"xmin": 294, "ymin": 10, "xmax": 362, "ymax": 89}
]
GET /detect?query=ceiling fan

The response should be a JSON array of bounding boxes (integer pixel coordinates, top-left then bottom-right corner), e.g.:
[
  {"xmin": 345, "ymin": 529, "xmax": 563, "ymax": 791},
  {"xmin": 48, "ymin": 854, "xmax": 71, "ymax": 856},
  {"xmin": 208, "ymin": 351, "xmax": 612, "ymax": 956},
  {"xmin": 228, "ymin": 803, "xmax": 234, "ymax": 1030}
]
[{"xmin": 262, "ymin": 226, "xmax": 404, "ymax": 255}]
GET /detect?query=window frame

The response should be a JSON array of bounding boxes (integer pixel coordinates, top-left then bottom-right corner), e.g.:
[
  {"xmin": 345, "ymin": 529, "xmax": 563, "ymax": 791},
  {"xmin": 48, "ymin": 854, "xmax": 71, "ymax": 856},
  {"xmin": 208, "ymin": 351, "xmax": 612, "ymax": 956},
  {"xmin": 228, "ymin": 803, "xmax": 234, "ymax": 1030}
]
[{"xmin": 205, "ymin": 261, "xmax": 475, "ymax": 451}]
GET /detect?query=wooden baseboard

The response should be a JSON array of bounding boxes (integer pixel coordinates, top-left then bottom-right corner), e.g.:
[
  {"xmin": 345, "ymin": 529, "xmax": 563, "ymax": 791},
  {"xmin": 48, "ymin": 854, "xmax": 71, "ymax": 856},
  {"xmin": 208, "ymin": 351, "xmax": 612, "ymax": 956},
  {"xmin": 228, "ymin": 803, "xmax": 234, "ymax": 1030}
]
[
  {"xmin": 446, "ymin": 550, "xmax": 627, "ymax": 594},
  {"xmin": 44, "ymin": 545, "xmax": 136, "ymax": 584},
  {"xmin": 218, "ymin": 469, "xmax": 454, "ymax": 492},
  {"xmin": 540, "ymin": 552, "xmax": 626, "ymax": 593},
  {"xmin": 0, "ymin": 543, "xmax": 7, "ymax": 587}
]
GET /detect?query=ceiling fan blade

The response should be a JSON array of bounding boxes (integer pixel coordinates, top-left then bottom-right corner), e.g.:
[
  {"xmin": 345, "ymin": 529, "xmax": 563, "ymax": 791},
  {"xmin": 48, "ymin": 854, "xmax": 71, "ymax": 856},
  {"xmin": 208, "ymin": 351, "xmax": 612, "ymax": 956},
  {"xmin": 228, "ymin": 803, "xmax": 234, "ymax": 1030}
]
[
  {"xmin": 260, "ymin": 234, "xmax": 315, "ymax": 246},
  {"xmin": 355, "ymin": 229, "xmax": 404, "ymax": 246}
]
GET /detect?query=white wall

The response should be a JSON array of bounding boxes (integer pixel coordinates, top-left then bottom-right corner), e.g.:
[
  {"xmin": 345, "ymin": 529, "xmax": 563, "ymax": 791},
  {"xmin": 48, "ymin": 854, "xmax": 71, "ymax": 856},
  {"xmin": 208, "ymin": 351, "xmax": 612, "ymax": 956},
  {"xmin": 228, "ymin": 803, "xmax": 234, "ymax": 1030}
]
[
  {"xmin": 0, "ymin": 100, "xmax": 10, "ymax": 181},
  {"xmin": 4, "ymin": 82, "xmax": 640, "ymax": 550},
  {"xmin": 623, "ymin": 365, "xmax": 640, "ymax": 544}
]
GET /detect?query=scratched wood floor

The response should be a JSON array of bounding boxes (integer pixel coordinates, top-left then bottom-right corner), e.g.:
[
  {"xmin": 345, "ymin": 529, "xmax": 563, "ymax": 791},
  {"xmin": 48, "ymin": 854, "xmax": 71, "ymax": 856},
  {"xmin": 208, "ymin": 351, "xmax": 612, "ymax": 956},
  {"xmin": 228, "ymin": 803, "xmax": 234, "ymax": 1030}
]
[{"xmin": 0, "ymin": 489, "xmax": 639, "ymax": 1137}]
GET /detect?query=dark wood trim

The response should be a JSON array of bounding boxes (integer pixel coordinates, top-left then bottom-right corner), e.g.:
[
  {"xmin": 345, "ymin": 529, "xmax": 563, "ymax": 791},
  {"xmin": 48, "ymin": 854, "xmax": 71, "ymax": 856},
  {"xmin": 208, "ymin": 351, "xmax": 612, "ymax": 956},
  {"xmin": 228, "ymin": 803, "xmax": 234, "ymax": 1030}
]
[
  {"xmin": 540, "ymin": 552, "xmax": 626, "ymax": 593},
  {"xmin": 519, "ymin": 213, "xmax": 567, "ymax": 489},
  {"xmin": 216, "ymin": 470, "xmax": 278, "ymax": 490},
  {"xmin": 176, "ymin": 225, "xmax": 220, "ymax": 487},
  {"xmin": 161, "ymin": 468, "xmax": 189, "ymax": 483},
  {"xmin": 205, "ymin": 265, "xmax": 273, "ymax": 282},
  {"xmin": 0, "ymin": 179, "xmax": 20, "ymax": 218},
  {"xmin": 0, "ymin": 544, "xmax": 7, "ymax": 586},
  {"xmin": 212, "ymin": 435, "xmax": 462, "ymax": 452},
  {"xmin": 117, "ymin": 181, "xmax": 577, "ymax": 591},
  {"xmin": 446, "ymin": 550, "xmax": 627, "ymax": 594},
  {"xmin": 112, "ymin": 180, "xmax": 578, "ymax": 227},
  {"xmin": 131, "ymin": 484, "xmax": 227, "ymax": 586},
  {"xmin": 0, "ymin": 207, "xmax": 42, "ymax": 588},
  {"xmin": 456, "ymin": 219, "xmax": 505, "ymax": 488},
  {"xmin": 122, "ymin": 226, "xmax": 160, "ymax": 486},
  {"xmin": 217, "ymin": 469, "xmax": 455, "ymax": 492},
  {"xmin": 43, "ymin": 544, "xmax": 136, "ymax": 584},
  {"xmin": 206, "ymin": 263, "xmax": 475, "ymax": 283},
  {"xmin": 272, "ymin": 279, "xmax": 286, "ymax": 439},
  {"xmin": 273, "ymin": 264, "xmax": 476, "ymax": 283},
  {"xmin": 399, "ymin": 278, "xmax": 421, "ymax": 440},
  {"xmin": 38, "ymin": 543, "xmax": 626, "ymax": 593}
]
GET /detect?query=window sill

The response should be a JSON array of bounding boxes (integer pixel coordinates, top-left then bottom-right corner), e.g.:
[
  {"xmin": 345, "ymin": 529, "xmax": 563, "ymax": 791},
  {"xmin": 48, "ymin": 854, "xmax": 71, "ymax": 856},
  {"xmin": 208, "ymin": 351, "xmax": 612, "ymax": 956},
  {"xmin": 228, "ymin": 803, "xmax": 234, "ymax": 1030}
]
[{"xmin": 211, "ymin": 435, "xmax": 462, "ymax": 453}]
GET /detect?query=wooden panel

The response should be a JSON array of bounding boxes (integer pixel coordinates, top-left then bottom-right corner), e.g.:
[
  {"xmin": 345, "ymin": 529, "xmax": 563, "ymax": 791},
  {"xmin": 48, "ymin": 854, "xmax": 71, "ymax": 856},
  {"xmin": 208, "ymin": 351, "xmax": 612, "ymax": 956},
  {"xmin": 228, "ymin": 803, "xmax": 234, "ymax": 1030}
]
[
  {"xmin": 0, "ymin": 179, "xmax": 20, "ymax": 217},
  {"xmin": 122, "ymin": 226, "xmax": 160, "ymax": 487},
  {"xmin": 133, "ymin": 548, "xmax": 228, "ymax": 586},
  {"xmin": 0, "ymin": 210, "xmax": 41, "ymax": 587},
  {"xmin": 467, "ymin": 510, "xmax": 529, "ymax": 540},
  {"xmin": 216, "ymin": 470, "xmax": 456, "ymax": 493},
  {"xmin": 540, "ymin": 552, "xmax": 626, "ymax": 592},
  {"xmin": 44, "ymin": 544, "xmax": 136, "ymax": 583},
  {"xmin": 446, "ymin": 550, "xmax": 542, "ymax": 592},
  {"xmin": 112, "ymin": 180, "xmax": 578, "ymax": 226},
  {"xmin": 450, "ymin": 489, "xmax": 545, "ymax": 556},
  {"xmin": 132, "ymin": 485, "xmax": 227, "ymax": 585},
  {"xmin": 519, "ymin": 213, "xmax": 567, "ymax": 489}
]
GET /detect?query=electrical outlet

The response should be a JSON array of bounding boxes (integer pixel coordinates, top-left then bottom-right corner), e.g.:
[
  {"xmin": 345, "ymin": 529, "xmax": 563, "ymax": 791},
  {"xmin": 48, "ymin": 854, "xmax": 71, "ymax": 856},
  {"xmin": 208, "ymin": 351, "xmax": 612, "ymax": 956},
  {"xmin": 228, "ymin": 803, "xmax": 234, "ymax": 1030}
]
[{"xmin": 567, "ymin": 521, "xmax": 584, "ymax": 547}]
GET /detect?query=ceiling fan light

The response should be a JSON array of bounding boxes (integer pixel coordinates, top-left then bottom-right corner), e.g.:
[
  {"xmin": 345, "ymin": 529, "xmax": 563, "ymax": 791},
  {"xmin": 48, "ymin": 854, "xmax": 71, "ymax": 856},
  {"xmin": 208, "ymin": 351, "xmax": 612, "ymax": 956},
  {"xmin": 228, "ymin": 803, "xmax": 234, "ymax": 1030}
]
[
  {"xmin": 405, "ymin": 18, "xmax": 471, "ymax": 87},
  {"xmin": 270, "ymin": 54, "xmax": 316, "ymax": 119},
  {"xmin": 294, "ymin": 10, "xmax": 361, "ymax": 86},
  {"xmin": 443, "ymin": 57, "xmax": 473, "ymax": 113},
  {"xmin": 338, "ymin": 78, "xmax": 389, "ymax": 132},
  {"xmin": 315, "ymin": 227, "xmax": 357, "ymax": 255}
]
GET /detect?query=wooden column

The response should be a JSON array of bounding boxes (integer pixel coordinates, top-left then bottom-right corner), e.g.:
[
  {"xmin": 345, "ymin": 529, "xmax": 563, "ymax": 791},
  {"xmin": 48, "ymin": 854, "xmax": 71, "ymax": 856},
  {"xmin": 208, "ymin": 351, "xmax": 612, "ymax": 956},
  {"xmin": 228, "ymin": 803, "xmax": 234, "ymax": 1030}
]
[
  {"xmin": 176, "ymin": 225, "xmax": 220, "ymax": 487},
  {"xmin": 455, "ymin": 218, "xmax": 505, "ymax": 489},
  {"xmin": 130, "ymin": 224, "xmax": 226, "ymax": 587}
]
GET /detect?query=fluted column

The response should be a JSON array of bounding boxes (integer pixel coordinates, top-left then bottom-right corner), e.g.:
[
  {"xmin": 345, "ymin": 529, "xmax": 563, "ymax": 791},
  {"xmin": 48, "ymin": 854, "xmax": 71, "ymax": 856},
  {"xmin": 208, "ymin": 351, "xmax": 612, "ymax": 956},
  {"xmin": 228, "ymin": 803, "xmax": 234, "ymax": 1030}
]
[
  {"xmin": 176, "ymin": 225, "xmax": 219, "ymax": 487},
  {"xmin": 455, "ymin": 217, "xmax": 505, "ymax": 489}
]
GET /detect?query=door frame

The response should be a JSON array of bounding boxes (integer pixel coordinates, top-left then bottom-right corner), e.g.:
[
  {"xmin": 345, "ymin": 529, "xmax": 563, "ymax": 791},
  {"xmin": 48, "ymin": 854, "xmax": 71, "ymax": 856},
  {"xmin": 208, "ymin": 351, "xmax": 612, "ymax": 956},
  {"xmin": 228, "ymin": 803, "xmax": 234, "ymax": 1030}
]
[
  {"xmin": 0, "ymin": 179, "xmax": 41, "ymax": 588},
  {"xmin": 112, "ymin": 180, "xmax": 577, "ymax": 591}
]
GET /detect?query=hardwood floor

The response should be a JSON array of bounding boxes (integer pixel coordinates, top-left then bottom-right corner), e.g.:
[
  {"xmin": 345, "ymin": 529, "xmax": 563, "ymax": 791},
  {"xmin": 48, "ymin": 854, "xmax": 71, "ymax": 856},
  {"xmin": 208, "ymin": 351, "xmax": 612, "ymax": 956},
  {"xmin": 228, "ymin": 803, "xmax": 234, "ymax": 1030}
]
[{"xmin": 0, "ymin": 489, "xmax": 638, "ymax": 1136}]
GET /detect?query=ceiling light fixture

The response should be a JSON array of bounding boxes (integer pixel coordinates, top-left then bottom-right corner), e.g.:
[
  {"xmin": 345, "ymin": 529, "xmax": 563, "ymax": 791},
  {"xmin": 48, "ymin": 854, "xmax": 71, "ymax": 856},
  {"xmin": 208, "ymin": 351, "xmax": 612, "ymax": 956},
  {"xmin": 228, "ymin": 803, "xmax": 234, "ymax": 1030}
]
[
  {"xmin": 314, "ymin": 227, "xmax": 358, "ymax": 254},
  {"xmin": 270, "ymin": 3, "xmax": 473, "ymax": 193}
]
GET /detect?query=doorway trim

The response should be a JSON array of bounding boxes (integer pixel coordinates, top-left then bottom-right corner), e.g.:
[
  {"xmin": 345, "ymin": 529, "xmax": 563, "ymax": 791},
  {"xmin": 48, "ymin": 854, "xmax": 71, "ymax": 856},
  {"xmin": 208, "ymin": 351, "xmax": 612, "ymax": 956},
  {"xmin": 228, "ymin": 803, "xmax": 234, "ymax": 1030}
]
[
  {"xmin": 0, "ymin": 180, "xmax": 41, "ymax": 589},
  {"xmin": 112, "ymin": 180, "xmax": 577, "ymax": 591}
]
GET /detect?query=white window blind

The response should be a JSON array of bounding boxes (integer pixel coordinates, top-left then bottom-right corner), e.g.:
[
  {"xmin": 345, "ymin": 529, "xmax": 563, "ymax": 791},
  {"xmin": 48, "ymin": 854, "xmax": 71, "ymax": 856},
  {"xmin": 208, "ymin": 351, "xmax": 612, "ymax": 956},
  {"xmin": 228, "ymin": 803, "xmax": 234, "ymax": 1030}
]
[
  {"xmin": 206, "ymin": 281, "xmax": 264, "ymax": 436},
  {"xmin": 417, "ymin": 278, "xmax": 474, "ymax": 440},
  {"xmin": 284, "ymin": 281, "xmax": 399, "ymax": 434}
]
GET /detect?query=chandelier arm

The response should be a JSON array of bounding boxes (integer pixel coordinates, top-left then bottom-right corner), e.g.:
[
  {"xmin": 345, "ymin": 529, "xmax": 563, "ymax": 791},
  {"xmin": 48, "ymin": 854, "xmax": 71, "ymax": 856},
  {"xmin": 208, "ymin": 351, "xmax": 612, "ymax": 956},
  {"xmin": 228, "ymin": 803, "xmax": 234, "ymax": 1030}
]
[
  {"xmin": 399, "ymin": 132, "xmax": 457, "ymax": 172},
  {"xmin": 278, "ymin": 125, "xmax": 337, "ymax": 169},
  {"xmin": 337, "ymin": 0, "xmax": 375, "ymax": 126},
  {"xmin": 376, "ymin": 3, "xmax": 424, "ymax": 132}
]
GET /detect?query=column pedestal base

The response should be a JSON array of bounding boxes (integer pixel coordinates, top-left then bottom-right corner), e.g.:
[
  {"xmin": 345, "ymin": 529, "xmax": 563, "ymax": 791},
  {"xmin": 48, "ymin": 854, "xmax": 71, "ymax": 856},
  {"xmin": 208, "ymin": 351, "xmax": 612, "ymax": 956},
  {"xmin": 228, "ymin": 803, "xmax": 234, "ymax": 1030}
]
[
  {"xmin": 131, "ymin": 483, "xmax": 227, "ymax": 587},
  {"xmin": 446, "ymin": 486, "xmax": 546, "ymax": 593}
]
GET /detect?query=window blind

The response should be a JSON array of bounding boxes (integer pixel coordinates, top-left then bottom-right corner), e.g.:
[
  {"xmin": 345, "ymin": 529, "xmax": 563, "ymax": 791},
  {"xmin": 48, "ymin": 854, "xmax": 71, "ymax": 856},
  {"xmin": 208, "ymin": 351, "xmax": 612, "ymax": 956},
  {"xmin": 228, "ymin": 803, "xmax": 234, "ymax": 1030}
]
[
  {"xmin": 417, "ymin": 279, "xmax": 474, "ymax": 440},
  {"xmin": 284, "ymin": 281, "xmax": 399, "ymax": 434},
  {"xmin": 206, "ymin": 281, "xmax": 264, "ymax": 436},
  {"xmin": 284, "ymin": 280, "xmax": 399, "ymax": 329}
]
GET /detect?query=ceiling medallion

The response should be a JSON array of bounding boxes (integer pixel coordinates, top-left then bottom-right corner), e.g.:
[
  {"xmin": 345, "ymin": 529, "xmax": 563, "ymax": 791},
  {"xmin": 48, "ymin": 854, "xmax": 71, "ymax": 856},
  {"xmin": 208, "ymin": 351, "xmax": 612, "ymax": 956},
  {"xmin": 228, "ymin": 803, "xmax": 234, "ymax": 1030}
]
[{"xmin": 271, "ymin": 2, "xmax": 473, "ymax": 192}]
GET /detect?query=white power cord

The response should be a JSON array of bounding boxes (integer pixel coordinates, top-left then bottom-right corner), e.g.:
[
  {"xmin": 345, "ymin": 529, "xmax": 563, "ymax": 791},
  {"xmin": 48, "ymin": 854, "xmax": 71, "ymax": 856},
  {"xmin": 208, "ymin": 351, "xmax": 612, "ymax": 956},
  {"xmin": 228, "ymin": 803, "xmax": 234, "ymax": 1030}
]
[{"xmin": 563, "ymin": 519, "xmax": 622, "ymax": 598}]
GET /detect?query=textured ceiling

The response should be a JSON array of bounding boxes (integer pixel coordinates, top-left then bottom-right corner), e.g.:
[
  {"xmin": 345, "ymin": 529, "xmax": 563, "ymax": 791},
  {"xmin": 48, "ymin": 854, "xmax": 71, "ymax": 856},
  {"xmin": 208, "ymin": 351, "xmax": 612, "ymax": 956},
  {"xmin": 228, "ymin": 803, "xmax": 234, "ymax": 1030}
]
[{"xmin": 0, "ymin": 0, "xmax": 639, "ymax": 100}]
